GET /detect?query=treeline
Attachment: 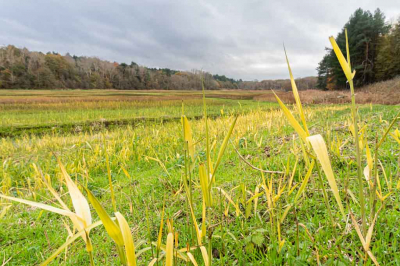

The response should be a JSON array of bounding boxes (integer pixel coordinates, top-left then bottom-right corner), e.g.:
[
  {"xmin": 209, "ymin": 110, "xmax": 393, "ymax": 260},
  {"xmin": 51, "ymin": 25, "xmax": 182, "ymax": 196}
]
[
  {"xmin": 0, "ymin": 45, "xmax": 316, "ymax": 90},
  {"xmin": 317, "ymin": 8, "xmax": 400, "ymax": 90}
]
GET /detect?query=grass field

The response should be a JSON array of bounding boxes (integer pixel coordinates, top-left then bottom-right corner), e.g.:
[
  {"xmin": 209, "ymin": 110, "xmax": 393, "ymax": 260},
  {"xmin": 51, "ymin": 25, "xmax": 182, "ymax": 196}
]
[
  {"xmin": 2, "ymin": 78, "xmax": 398, "ymax": 137},
  {"xmin": 1, "ymin": 86, "xmax": 400, "ymax": 265},
  {"xmin": 0, "ymin": 89, "xmax": 279, "ymax": 137}
]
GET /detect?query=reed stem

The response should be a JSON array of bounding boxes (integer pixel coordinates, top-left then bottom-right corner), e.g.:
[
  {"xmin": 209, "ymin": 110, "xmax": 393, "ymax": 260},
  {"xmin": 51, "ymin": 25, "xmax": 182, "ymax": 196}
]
[{"xmin": 349, "ymin": 79, "xmax": 366, "ymax": 235}]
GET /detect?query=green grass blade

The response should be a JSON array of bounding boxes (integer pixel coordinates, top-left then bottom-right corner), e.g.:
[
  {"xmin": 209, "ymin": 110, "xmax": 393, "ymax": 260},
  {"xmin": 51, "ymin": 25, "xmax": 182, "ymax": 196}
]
[
  {"xmin": 83, "ymin": 187, "xmax": 124, "ymax": 246},
  {"xmin": 210, "ymin": 115, "xmax": 238, "ymax": 185}
]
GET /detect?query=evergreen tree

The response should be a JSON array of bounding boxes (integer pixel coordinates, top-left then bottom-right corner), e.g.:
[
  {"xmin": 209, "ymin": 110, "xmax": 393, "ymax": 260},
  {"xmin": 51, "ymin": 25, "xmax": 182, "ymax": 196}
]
[
  {"xmin": 316, "ymin": 53, "xmax": 329, "ymax": 89},
  {"xmin": 317, "ymin": 8, "xmax": 389, "ymax": 89},
  {"xmin": 376, "ymin": 19, "xmax": 400, "ymax": 80}
]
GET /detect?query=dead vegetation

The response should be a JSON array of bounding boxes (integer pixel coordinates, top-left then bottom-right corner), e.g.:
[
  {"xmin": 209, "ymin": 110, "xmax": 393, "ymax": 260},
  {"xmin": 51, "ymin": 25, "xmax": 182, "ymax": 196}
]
[
  {"xmin": 0, "ymin": 77, "xmax": 398, "ymax": 105},
  {"xmin": 255, "ymin": 77, "xmax": 400, "ymax": 105}
]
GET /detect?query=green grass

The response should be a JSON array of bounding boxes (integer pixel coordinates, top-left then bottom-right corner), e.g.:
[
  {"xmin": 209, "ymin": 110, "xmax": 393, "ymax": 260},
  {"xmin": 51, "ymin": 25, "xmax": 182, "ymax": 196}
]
[
  {"xmin": 0, "ymin": 90, "xmax": 399, "ymax": 265},
  {"xmin": 0, "ymin": 89, "xmax": 275, "ymax": 137}
]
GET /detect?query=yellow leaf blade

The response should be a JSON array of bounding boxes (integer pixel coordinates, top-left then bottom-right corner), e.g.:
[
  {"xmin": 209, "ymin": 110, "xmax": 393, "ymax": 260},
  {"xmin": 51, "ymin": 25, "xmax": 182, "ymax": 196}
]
[
  {"xmin": 166, "ymin": 233, "xmax": 174, "ymax": 266},
  {"xmin": 199, "ymin": 164, "xmax": 211, "ymax": 207},
  {"xmin": 148, "ymin": 258, "xmax": 158, "ymax": 266},
  {"xmin": 187, "ymin": 252, "xmax": 199, "ymax": 266},
  {"xmin": 0, "ymin": 194, "xmax": 76, "ymax": 218},
  {"xmin": 294, "ymin": 160, "xmax": 315, "ymax": 203},
  {"xmin": 200, "ymin": 246, "xmax": 209, "ymax": 266},
  {"xmin": 307, "ymin": 135, "xmax": 345, "ymax": 218},
  {"xmin": 210, "ymin": 116, "xmax": 238, "ymax": 184},
  {"xmin": 58, "ymin": 160, "xmax": 92, "ymax": 227},
  {"xmin": 284, "ymin": 46, "xmax": 309, "ymax": 135},
  {"xmin": 274, "ymin": 92, "xmax": 308, "ymax": 142},
  {"xmin": 350, "ymin": 213, "xmax": 367, "ymax": 250},
  {"xmin": 182, "ymin": 115, "xmax": 195, "ymax": 161},
  {"xmin": 329, "ymin": 36, "xmax": 355, "ymax": 82},
  {"xmin": 115, "ymin": 212, "xmax": 136, "ymax": 266},
  {"xmin": 215, "ymin": 187, "xmax": 242, "ymax": 216}
]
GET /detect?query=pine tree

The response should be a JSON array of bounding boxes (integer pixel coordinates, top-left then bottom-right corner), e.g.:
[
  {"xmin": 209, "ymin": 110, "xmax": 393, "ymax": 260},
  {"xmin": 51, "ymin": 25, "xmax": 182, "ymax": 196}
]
[
  {"xmin": 376, "ymin": 19, "xmax": 400, "ymax": 80},
  {"xmin": 317, "ymin": 8, "xmax": 389, "ymax": 89},
  {"xmin": 316, "ymin": 53, "xmax": 329, "ymax": 89}
]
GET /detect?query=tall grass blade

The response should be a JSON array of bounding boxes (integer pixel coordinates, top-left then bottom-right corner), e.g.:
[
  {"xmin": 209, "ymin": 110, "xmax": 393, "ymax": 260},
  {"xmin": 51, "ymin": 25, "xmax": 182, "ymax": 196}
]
[
  {"xmin": 200, "ymin": 246, "xmax": 210, "ymax": 266},
  {"xmin": 0, "ymin": 194, "xmax": 76, "ymax": 218},
  {"xmin": 215, "ymin": 187, "xmax": 242, "ymax": 216},
  {"xmin": 105, "ymin": 149, "xmax": 117, "ymax": 212},
  {"xmin": 377, "ymin": 111, "xmax": 400, "ymax": 149},
  {"xmin": 284, "ymin": 46, "xmax": 309, "ymax": 135},
  {"xmin": 83, "ymin": 187, "xmax": 124, "ymax": 246},
  {"xmin": 201, "ymin": 201, "xmax": 207, "ymax": 238},
  {"xmin": 188, "ymin": 200, "xmax": 202, "ymax": 245},
  {"xmin": 202, "ymin": 79, "xmax": 212, "ymax": 176},
  {"xmin": 58, "ymin": 159, "xmax": 92, "ymax": 228},
  {"xmin": 294, "ymin": 160, "xmax": 315, "ymax": 203},
  {"xmin": 157, "ymin": 205, "xmax": 165, "ymax": 250},
  {"xmin": 307, "ymin": 135, "xmax": 345, "ymax": 218},
  {"xmin": 166, "ymin": 233, "xmax": 174, "ymax": 266},
  {"xmin": 329, "ymin": 34, "xmax": 355, "ymax": 81},
  {"xmin": 115, "ymin": 212, "xmax": 137, "ymax": 266},
  {"xmin": 273, "ymin": 92, "xmax": 308, "ymax": 142},
  {"xmin": 182, "ymin": 115, "xmax": 195, "ymax": 162},
  {"xmin": 199, "ymin": 164, "xmax": 211, "ymax": 206},
  {"xmin": 211, "ymin": 116, "xmax": 237, "ymax": 182},
  {"xmin": 187, "ymin": 252, "xmax": 199, "ymax": 266},
  {"xmin": 350, "ymin": 212, "xmax": 381, "ymax": 266}
]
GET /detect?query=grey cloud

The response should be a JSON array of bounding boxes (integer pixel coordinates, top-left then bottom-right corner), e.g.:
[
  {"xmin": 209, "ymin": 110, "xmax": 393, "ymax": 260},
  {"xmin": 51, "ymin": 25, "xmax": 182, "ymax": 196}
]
[{"xmin": 0, "ymin": 0, "xmax": 399, "ymax": 80}]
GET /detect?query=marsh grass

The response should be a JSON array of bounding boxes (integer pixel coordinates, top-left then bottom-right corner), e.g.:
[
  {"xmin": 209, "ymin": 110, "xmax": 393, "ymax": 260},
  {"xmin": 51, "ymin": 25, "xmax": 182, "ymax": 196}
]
[{"xmin": 1, "ymin": 32, "xmax": 400, "ymax": 265}]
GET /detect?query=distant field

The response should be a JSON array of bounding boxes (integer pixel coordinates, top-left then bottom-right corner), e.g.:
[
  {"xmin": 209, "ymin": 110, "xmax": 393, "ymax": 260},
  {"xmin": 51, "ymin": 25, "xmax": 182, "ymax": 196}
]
[
  {"xmin": 2, "ymin": 85, "xmax": 400, "ymax": 136},
  {"xmin": 0, "ymin": 89, "xmax": 271, "ymax": 103},
  {"xmin": 0, "ymin": 89, "xmax": 279, "ymax": 137}
]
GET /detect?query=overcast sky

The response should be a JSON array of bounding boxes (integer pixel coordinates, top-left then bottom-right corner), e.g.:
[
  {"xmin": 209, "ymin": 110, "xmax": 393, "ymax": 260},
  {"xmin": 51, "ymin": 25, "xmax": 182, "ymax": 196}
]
[{"xmin": 0, "ymin": 0, "xmax": 399, "ymax": 80}]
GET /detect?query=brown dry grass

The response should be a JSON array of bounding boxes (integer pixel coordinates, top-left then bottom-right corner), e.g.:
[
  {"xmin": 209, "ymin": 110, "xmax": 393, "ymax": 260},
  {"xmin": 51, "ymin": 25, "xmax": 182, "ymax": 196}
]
[
  {"xmin": 255, "ymin": 77, "xmax": 400, "ymax": 105},
  {"xmin": 0, "ymin": 77, "xmax": 398, "ymax": 105},
  {"xmin": 0, "ymin": 89, "xmax": 265, "ymax": 104}
]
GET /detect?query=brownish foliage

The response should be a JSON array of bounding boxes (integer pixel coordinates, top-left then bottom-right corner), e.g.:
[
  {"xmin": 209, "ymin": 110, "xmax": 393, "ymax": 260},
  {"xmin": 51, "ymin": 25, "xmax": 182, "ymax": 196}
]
[
  {"xmin": 0, "ymin": 77, "xmax": 398, "ymax": 105},
  {"xmin": 255, "ymin": 77, "xmax": 400, "ymax": 105}
]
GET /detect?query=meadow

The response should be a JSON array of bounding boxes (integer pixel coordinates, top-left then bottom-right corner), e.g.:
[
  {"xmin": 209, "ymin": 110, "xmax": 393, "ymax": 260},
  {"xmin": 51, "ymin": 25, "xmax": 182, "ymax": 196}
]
[
  {"xmin": 0, "ymin": 89, "xmax": 278, "ymax": 137},
  {"xmin": 1, "ymin": 36, "xmax": 400, "ymax": 266}
]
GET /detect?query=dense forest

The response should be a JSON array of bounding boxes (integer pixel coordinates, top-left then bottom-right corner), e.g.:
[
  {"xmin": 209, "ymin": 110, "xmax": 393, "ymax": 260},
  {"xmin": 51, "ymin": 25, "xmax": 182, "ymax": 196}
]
[
  {"xmin": 0, "ymin": 45, "xmax": 316, "ymax": 91},
  {"xmin": 317, "ymin": 8, "xmax": 400, "ymax": 90}
]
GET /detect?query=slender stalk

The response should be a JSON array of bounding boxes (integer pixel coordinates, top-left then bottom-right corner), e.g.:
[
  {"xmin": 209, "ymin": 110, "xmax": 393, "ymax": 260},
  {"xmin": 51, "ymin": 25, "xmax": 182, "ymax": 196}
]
[
  {"xmin": 104, "ymin": 138, "xmax": 117, "ymax": 213},
  {"xmin": 116, "ymin": 245, "xmax": 127, "ymax": 266},
  {"xmin": 314, "ymin": 161, "xmax": 337, "ymax": 236},
  {"xmin": 186, "ymin": 142, "xmax": 193, "ymax": 208},
  {"xmin": 315, "ymin": 161, "xmax": 345, "ymax": 259},
  {"xmin": 294, "ymin": 206, "xmax": 299, "ymax": 257},
  {"xmin": 183, "ymin": 143, "xmax": 194, "ymax": 245},
  {"xmin": 208, "ymin": 230, "xmax": 213, "ymax": 266},
  {"xmin": 349, "ymin": 79, "xmax": 366, "ymax": 235},
  {"xmin": 370, "ymin": 111, "xmax": 400, "ymax": 219},
  {"xmin": 202, "ymin": 78, "xmax": 211, "ymax": 177},
  {"xmin": 371, "ymin": 134, "xmax": 379, "ymax": 220},
  {"xmin": 145, "ymin": 205, "xmax": 154, "ymax": 259},
  {"xmin": 219, "ymin": 189, "xmax": 225, "ymax": 265},
  {"xmin": 344, "ymin": 164, "xmax": 351, "ymax": 213},
  {"xmin": 89, "ymin": 251, "xmax": 95, "ymax": 266}
]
